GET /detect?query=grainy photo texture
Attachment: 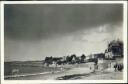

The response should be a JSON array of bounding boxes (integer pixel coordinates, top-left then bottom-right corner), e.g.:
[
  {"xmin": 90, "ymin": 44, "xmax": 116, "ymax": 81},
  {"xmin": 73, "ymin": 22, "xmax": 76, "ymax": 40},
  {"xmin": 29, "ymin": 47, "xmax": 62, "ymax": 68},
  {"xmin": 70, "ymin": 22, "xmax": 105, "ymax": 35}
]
[
  {"xmin": 1, "ymin": 0, "xmax": 127, "ymax": 1},
  {"xmin": 4, "ymin": 4, "xmax": 124, "ymax": 80}
]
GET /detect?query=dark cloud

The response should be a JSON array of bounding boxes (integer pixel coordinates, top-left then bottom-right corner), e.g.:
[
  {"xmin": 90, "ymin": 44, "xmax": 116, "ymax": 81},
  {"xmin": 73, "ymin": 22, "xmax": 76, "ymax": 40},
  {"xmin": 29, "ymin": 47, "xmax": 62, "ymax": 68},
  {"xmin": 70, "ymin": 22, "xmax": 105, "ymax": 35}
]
[{"xmin": 5, "ymin": 4, "xmax": 123, "ymax": 41}]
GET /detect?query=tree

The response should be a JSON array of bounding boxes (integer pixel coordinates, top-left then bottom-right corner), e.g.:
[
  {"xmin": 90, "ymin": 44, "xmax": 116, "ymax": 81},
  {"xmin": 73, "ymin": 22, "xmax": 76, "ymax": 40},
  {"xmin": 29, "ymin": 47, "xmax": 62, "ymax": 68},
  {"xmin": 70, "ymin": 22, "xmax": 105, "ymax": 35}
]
[{"xmin": 81, "ymin": 54, "xmax": 86, "ymax": 62}]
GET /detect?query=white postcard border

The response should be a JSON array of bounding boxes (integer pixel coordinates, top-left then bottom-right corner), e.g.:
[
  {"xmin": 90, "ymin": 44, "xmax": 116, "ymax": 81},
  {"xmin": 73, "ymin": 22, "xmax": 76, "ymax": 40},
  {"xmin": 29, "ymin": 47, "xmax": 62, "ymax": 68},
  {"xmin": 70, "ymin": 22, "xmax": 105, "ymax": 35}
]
[{"xmin": 1, "ymin": 1, "xmax": 127, "ymax": 83}]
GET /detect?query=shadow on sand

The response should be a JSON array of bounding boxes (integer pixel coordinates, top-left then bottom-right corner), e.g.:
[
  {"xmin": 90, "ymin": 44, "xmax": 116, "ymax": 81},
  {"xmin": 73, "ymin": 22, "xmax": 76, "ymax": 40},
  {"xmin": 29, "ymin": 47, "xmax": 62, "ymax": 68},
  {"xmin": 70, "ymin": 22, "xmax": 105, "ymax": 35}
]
[
  {"xmin": 56, "ymin": 70, "xmax": 112, "ymax": 80},
  {"xmin": 56, "ymin": 71, "xmax": 95, "ymax": 80}
]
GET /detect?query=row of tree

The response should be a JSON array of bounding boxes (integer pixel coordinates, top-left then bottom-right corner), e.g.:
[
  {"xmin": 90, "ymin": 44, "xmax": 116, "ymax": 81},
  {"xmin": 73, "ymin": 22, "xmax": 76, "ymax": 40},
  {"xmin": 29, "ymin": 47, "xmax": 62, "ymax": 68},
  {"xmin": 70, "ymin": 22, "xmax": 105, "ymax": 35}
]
[{"xmin": 43, "ymin": 54, "xmax": 86, "ymax": 66}]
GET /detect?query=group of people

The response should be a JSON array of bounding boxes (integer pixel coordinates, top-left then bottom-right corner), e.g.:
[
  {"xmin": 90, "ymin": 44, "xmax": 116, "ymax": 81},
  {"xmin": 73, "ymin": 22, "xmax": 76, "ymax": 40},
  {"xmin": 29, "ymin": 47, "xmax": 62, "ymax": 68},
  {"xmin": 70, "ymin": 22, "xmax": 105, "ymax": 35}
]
[{"xmin": 114, "ymin": 63, "xmax": 123, "ymax": 72}]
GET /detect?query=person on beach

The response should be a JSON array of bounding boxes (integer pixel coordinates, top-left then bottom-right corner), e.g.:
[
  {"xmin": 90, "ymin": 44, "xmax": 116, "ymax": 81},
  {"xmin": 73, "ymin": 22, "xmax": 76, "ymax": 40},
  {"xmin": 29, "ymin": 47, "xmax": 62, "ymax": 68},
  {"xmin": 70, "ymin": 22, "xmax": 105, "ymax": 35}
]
[
  {"xmin": 90, "ymin": 66, "xmax": 92, "ymax": 70},
  {"xmin": 93, "ymin": 58, "xmax": 98, "ymax": 72},
  {"xmin": 117, "ymin": 63, "xmax": 123, "ymax": 72},
  {"xmin": 114, "ymin": 63, "xmax": 118, "ymax": 72}
]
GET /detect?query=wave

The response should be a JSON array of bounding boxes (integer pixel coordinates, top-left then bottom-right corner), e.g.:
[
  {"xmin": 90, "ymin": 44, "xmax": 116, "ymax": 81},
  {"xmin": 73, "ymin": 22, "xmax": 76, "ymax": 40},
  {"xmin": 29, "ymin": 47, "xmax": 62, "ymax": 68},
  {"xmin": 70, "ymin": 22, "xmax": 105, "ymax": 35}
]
[{"xmin": 4, "ymin": 70, "xmax": 63, "ymax": 79}]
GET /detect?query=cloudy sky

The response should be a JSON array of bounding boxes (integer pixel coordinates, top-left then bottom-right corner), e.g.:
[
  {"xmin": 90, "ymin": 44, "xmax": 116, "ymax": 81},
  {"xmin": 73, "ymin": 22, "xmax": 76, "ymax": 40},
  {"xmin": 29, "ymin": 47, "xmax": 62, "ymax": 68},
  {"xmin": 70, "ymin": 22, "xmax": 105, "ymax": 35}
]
[{"xmin": 4, "ymin": 4, "xmax": 123, "ymax": 61}]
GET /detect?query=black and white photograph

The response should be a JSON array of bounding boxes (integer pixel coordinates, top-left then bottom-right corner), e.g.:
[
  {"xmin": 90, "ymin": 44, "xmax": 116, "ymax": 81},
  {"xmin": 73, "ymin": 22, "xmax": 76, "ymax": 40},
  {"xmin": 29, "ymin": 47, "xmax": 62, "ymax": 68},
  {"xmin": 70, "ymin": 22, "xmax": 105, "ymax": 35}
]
[
  {"xmin": 0, "ymin": 1, "xmax": 127, "ymax": 83},
  {"xmin": 1, "ymin": 0, "xmax": 127, "ymax": 1}
]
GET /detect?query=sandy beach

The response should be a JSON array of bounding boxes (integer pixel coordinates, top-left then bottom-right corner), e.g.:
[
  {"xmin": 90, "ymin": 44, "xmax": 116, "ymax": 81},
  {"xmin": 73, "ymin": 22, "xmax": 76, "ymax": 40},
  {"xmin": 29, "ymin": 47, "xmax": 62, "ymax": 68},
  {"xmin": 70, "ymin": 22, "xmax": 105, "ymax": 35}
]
[{"xmin": 5, "ymin": 63, "xmax": 123, "ymax": 80}]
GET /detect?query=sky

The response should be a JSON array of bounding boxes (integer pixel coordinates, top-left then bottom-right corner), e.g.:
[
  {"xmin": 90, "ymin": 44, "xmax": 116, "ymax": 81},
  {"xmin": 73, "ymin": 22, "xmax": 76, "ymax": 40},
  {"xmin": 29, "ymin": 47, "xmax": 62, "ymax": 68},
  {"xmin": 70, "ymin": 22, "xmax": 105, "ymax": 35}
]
[{"xmin": 4, "ymin": 4, "xmax": 123, "ymax": 61}]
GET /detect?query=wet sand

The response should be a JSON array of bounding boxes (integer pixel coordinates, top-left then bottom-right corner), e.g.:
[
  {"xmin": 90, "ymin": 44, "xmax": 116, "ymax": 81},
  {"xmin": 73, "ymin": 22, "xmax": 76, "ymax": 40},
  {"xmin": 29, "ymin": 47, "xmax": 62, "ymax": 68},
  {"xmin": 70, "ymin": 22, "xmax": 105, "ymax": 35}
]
[
  {"xmin": 5, "ymin": 63, "xmax": 93, "ymax": 80},
  {"xmin": 5, "ymin": 63, "xmax": 123, "ymax": 80}
]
